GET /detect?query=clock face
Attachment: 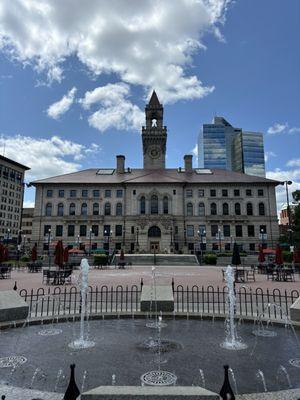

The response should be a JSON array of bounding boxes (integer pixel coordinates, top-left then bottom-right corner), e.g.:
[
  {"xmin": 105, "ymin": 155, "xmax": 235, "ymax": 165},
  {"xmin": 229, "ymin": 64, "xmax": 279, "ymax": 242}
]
[{"xmin": 149, "ymin": 147, "xmax": 161, "ymax": 159}]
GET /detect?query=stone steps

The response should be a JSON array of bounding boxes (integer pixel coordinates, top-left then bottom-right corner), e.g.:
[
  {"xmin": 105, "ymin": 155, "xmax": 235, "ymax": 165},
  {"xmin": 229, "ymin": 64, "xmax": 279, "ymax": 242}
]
[{"xmin": 114, "ymin": 254, "xmax": 199, "ymax": 266}]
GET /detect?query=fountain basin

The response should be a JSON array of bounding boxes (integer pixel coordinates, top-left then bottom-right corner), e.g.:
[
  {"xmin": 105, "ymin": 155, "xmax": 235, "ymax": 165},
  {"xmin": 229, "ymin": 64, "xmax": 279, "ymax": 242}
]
[{"xmin": 0, "ymin": 318, "xmax": 299, "ymax": 394}]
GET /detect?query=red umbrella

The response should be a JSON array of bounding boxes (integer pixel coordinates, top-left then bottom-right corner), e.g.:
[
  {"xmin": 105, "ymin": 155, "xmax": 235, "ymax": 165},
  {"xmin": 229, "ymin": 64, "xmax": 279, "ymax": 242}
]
[
  {"xmin": 275, "ymin": 243, "xmax": 283, "ymax": 266},
  {"xmin": 3, "ymin": 246, "xmax": 9, "ymax": 262},
  {"xmin": 54, "ymin": 240, "xmax": 64, "ymax": 268},
  {"xmin": 63, "ymin": 246, "xmax": 69, "ymax": 263},
  {"xmin": 258, "ymin": 245, "xmax": 265, "ymax": 263},
  {"xmin": 31, "ymin": 244, "xmax": 37, "ymax": 262}
]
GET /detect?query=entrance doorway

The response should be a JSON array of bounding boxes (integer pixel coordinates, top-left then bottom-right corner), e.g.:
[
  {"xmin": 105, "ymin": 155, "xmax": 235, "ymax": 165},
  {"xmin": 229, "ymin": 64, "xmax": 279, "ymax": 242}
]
[{"xmin": 150, "ymin": 242, "xmax": 160, "ymax": 253}]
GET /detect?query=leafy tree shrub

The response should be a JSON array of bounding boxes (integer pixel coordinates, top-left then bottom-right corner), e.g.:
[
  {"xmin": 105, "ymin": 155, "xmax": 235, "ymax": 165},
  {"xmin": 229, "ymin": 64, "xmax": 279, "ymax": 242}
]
[
  {"xmin": 93, "ymin": 254, "xmax": 108, "ymax": 266},
  {"xmin": 20, "ymin": 255, "xmax": 30, "ymax": 262},
  {"xmin": 204, "ymin": 253, "xmax": 217, "ymax": 265}
]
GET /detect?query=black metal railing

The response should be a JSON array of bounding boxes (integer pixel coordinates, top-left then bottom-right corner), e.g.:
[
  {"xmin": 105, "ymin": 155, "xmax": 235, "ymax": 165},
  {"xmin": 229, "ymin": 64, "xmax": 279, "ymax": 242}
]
[
  {"xmin": 20, "ymin": 284, "xmax": 141, "ymax": 318},
  {"xmin": 173, "ymin": 284, "xmax": 299, "ymax": 320}
]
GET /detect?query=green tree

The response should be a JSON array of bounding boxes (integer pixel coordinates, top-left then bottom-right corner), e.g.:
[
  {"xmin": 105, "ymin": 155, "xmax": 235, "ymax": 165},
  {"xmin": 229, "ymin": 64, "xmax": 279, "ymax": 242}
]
[
  {"xmin": 292, "ymin": 190, "xmax": 300, "ymax": 246},
  {"xmin": 292, "ymin": 190, "xmax": 300, "ymax": 202}
]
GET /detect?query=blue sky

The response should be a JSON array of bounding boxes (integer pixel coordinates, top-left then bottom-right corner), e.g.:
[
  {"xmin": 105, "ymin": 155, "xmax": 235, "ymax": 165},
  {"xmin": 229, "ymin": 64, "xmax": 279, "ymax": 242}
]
[{"xmin": 0, "ymin": 0, "xmax": 299, "ymax": 209}]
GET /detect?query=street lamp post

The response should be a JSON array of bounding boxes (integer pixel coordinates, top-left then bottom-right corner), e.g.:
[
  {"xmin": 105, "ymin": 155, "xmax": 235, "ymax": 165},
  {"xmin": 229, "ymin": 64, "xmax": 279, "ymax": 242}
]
[
  {"xmin": 136, "ymin": 227, "xmax": 139, "ymax": 252},
  {"xmin": 89, "ymin": 228, "xmax": 92, "ymax": 256},
  {"xmin": 6, "ymin": 228, "xmax": 10, "ymax": 244},
  {"xmin": 23, "ymin": 234, "xmax": 26, "ymax": 254},
  {"xmin": 47, "ymin": 228, "xmax": 51, "ymax": 269},
  {"xmin": 281, "ymin": 180, "xmax": 293, "ymax": 245},
  {"xmin": 217, "ymin": 228, "xmax": 222, "ymax": 253},
  {"xmin": 170, "ymin": 227, "xmax": 173, "ymax": 252},
  {"xmin": 260, "ymin": 228, "xmax": 265, "ymax": 249},
  {"xmin": 197, "ymin": 229, "xmax": 206, "ymax": 265},
  {"xmin": 77, "ymin": 234, "xmax": 80, "ymax": 250}
]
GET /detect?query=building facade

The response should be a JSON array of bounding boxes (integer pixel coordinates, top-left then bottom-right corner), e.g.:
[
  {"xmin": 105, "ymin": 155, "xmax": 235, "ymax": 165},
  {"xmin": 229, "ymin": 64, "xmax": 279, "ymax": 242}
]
[
  {"xmin": 21, "ymin": 207, "xmax": 34, "ymax": 246},
  {"xmin": 0, "ymin": 155, "xmax": 30, "ymax": 241},
  {"xmin": 31, "ymin": 92, "xmax": 279, "ymax": 254},
  {"xmin": 198, "ymin": 117, "xmax": 265, "ymax": 177}
]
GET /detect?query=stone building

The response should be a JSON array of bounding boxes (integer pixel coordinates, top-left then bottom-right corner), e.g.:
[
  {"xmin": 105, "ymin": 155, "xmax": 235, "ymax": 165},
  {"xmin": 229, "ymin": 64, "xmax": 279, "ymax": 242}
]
[
  {"xmin": 0, "ymin": 155, "xmax": 30, "ymax": 241},
  {"xmin": 21, "ymin": 207, "xmax": 34, "ymax": 247},
  {"xmin": 31, "ymin": 92, "xmax": 279, "ymax": 254}
]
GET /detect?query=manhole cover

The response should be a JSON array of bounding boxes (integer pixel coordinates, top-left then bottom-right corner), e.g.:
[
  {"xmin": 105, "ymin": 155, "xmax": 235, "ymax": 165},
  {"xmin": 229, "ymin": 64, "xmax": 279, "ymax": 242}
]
[
  {"xmin": 38, "ymin": 328, "xmax": 62, "ymax": 336},
  {"xmin": 289, "ymin": 358, "xmax": 300, "ymax": 368},
  {"xmin": 0, "ymin": 356, "xmax": 27, "ymax": 368},
  {"xmin": 141, "ymin": 370, "xmax": 177, "ymax": 386},
  {"xmin": 138, "ymin": 339, "xmax": 182, "ymax": 353}
]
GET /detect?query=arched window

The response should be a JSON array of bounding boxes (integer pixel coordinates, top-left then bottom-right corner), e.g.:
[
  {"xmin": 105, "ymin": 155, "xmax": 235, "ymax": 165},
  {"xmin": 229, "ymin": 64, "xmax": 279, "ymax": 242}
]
[
  {"xmin": 140, "ymin": 196, "xmax": 146, "ymax": 214},
  {"xmin": 148, "ymin": 226, "xmax": 161, "ymax": 237},
  {"xmin": 259, "ymin": 202, "xmax": 265, "ymax": 216},
  {"xmin": 104, "ymin": 202, "xmax": 111, "ymax": 215},
  {"xmin": 247, "ymin": 202, "xmax": 253, "ymax": 216},
  {"xmin": 187, "ymin": 202, "xmax": 193, "ymax": 216},
  {"xmin": 235, "ymin": 202, "xmax": 241, "ymax": 215},
  {"xmin": 210, "ymin": 202, "xmax": 217, "ymax": 215},
  {"xmin": 45, "ymin": 203, "xmax": 52, "ymax": 217},
  {"xmin": 116, "ymin": 203, "xmax": 123, "ymax": 216},
  {"xmin": 69, "ymin": 203, "xmax": 75, "ymax": 216},
  {"xmin": 81, "ymin": 203, "xmax": 87, "ymax": 216},
  {"xmin": 163, "ymin": 196, "xmax": 169, "ymax": 214},
  {"xmin": 198, "ymin": 202, "xmax": 205, "ymax": 216},
  {"xmin": 222, "ymin": 203, "xmax": 229, "ymax": 215},
  {"xmin": 151, "ymin": 195, "xmax": 158, "ymax": 214},
  {"xmin": 57, "ymin": 203, "xmax": 64, "ymax": 217},
  {"xmin": 93, "ymin": 203, "xmax": 99, "ymax": 216}
]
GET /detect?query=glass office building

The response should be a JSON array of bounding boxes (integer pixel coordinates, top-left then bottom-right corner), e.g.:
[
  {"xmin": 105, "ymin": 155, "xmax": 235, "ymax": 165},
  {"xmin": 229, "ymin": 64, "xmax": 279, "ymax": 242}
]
[{"xmin": 198, "ymin": 117, "xmax": 265, "ymax": 177}]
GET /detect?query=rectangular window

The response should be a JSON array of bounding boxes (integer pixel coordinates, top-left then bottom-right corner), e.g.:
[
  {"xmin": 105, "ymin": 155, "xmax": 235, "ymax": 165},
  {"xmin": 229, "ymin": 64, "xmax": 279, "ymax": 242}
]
[
  {"xmin": 103, "ymin": 225, "xmax": 111, "ymax": 236},
  {"xmin": 93, "ymin": 190, "xmax": 100, "ymax": 197},
  {"xmin": 131, "ymin": 226, "xmax": 135, "ymax": 234},
  {"xmin": 105, "ymin": 189, "xmax": 111, "ymax": 198},
  {"xmin": 80, "ymin": 225, "xmax": 87, "ymax": 237},
  {"xmin": 248, "ymin": 225, "xmax": 255, "ymax": 237},
  {"xmin": 246, "ymin": 189, "xmax": 252, "ymax": 196},
  {"xmin": 186, "ymin": 225, "xmax": 194, "ymax": 237},
  {"xmin": 173, "ymin": 189, "xmax": 176, "ymax": 195},
  {"xmin": 186, "ymin": 189, "xmax": 193, "ymax": 197},
  {"xmin": 234, "ymin": 189, "xmax": 240, "ymax": 197},
  {"xmin": 175, "ymin": 226, "xmax": 178, "ymax": 234},
  {"xmin": 236, "ymin": 225, "xmax": 243, "ymax": 237},
  {"xmin": 133, "ymin": 190, "xmax": 136, "ymax": 195},
  {"xmin": 210, "ymin": 189, "xmax": 216, "ymax": 197},
  {"xmin": 67, "ymin": 225, "xmax": 75, "ymax": 237},
  {"xmin": 223, "ymin": 225, "xmax": 230, "ymax": 237},
  {"xmin": 115, "ymin": 242, "xmax": 122, "ymax": 250},
  {"xmin": 198, "ymin": 189, "xmax": 204, "ymax": 197},
  {"xmin": 56, "ymin": 225, "xmax": 63, "ymax": 237},
  {"xmin": 44, "ymin": 225, "xmax": 51, "ymax": 236},
  {"xmin": 212, "ymin": 243, "xmax": 218, "ymax": 251},
  {"xmin": 46, "ymin": 189, "xmax": 53, "ymax": 197},
  {"xmin": 70, "ymin": 190, "xmax": 77, "ymax": 198},
  {"xmin": 222, "ymin": 189, "xmax": 228, "ymax": 197},
  {"xmin": 92, "ymin": 225, "xmax": 99, "ymax": 237},
  {"xmin": 198, "ymin": 225, "xmax": 206, "ymax": 235},
  {"xmin": 258, "ymin": 189, "xmax": 264, "ymax": 196},
  {"xmin": 225, "ymin": 243, "xmax": 231, "ymax": 251},
  {"xmin": 188, "ymin": 243, "xmax": 194, "ymax": 251},
  {"xmin": 58, "ymin": 190, "xmax": 64, "ymax": 198},
  {"xmin": 116, "ymin": 189, "xmax": 123, "ymax": 198},
  {"xmin": 82, "ymin": 190, "xmax": 88, "ymax": 197},
  {"xmin": 249, "ymin": 243, "xmax": 255, "ymax": 251},
  {"xmin": 211, "ymin": 224, "xmax": 218, "ymax": 237},
  {"xmin": 260, "ymin": 225, "xmax": 267, "ymax": 234},
  {"xmin": 115, "ymin": 225, "xmax": 123, "ymax": 236}
]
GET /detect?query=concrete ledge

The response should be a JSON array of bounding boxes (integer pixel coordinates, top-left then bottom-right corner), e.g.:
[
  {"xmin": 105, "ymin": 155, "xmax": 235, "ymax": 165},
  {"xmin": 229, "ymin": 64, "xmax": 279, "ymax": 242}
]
[
  {"xmin": 81, "ymin": 386, "xmax": 219, "ymax": 399},
  {"xmin": 0, "ymin": 291, "xmax": 29, "ymax": 323},
  {"xmin": 290, "ymin": 296, "xmax": 300, "ymax": 322},
  {"xmin": 141, "ymin": 285, "xmax": 174, "ymax": 312}
]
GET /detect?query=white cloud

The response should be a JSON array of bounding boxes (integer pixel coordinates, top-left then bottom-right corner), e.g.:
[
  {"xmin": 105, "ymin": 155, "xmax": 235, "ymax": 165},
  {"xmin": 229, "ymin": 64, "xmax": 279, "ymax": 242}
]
[
  {"xmin": 286, "ymin": 159, "xmax": 300, "ymax": 167},
  {"xmin": 267, "ymin": 122, "xmax": 300, "ymax": 135},
  {"xmin": 191, "ymin": 143, "xmax": 198, "ymax": 162},
  {"xmin": 23, "ymin": 200, "xmax": 35, "ymax": 208},
  {"xmin": 80, "ymin": 82, "xmax": 144, "ymax": 132},
  {"xmin": 0, "ymin": 0, "xmax": 230, "ymax": 103},
  {"xmin": 0, "ymin": 134, "xmax": 100, "ymax": 181},
  {"xmin": 264, "ymin": 151, "xmax": 276, "ymax": 162},
  {"xmin": 267, "ymin": 122, "xmax": 288, "ymax": 135},
  {"xmin": 266, "ymin": 168, "xmax": 300, "ymax": 213},
  {"xmin": 47, "ymin": 87, "xmax": 77, "ymax": 119}
]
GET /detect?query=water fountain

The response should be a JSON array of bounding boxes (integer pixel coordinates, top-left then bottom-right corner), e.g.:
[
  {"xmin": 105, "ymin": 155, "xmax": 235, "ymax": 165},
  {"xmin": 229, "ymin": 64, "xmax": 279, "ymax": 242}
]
[
  {"xmin": 220, "ymin": 265, "xmax": 247, "ymax": 350},
  {"xmin": 69, "ymin": 259, "xmax": 95, "ymax": 349}
]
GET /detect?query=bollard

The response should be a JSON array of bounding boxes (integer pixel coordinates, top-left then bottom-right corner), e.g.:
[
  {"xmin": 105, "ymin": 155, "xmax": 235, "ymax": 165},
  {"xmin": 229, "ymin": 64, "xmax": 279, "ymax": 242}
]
[
  {"xmin": 64, "ymin": 364, "xmax": 80, "ymax": 400},
  {"xmin": 219, "ymin": 365, "xmax": 235, "ymax": 400},
  {"xmin": 13, "ymin": 281, "xmax": 17, "ymax": 291}
]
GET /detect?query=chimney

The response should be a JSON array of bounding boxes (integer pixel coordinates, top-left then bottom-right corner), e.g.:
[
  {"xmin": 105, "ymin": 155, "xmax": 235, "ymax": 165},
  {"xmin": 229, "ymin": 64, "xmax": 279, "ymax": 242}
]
[
  {"xmin": 184, "ymin": 155, "xmax": 193, "ymax": 172},
  {"xmin": 116, "ymin": 155, "xmax": 125, "ymax": 173}
]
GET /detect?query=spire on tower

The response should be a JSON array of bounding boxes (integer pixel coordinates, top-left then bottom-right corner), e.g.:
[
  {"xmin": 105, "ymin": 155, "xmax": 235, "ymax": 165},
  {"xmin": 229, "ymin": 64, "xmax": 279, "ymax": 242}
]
[{"xmin": 148, "ymin": 90, "xmax": 161, "ymax": 107}]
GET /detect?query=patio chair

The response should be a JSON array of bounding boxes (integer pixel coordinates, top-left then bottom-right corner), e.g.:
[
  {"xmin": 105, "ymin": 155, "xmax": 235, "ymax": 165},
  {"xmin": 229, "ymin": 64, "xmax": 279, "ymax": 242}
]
[{"xmin": 246, "ymin": 269, "xmax": 255, "ymax": 282}]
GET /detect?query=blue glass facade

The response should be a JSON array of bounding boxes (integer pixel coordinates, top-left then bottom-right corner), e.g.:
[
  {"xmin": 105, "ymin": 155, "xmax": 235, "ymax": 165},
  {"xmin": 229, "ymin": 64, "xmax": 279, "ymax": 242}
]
[{"xmin": 199, "ymin": 118, "xmax": 265, "ymax": 177}]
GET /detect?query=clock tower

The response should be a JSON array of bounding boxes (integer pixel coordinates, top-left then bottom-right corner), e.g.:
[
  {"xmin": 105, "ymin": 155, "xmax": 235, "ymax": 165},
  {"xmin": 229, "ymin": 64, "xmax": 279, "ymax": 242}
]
[{"xmin": 142, "ymin": 91, "xmax": 167, "ymax": 169}]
